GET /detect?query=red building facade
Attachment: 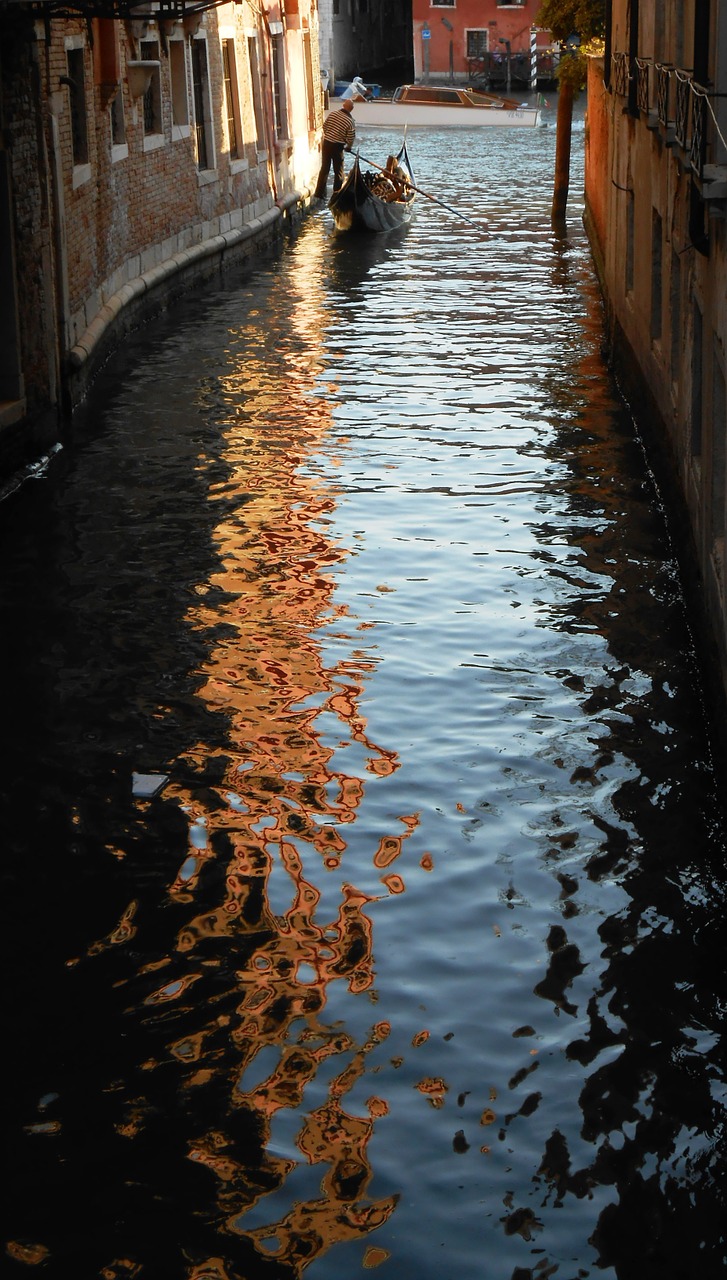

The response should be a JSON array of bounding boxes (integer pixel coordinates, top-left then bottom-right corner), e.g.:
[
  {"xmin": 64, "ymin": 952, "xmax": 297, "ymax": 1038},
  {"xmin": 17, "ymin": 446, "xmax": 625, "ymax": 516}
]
[{"xmin": 411, "ymin": 0, "xmax": 555, "ymax": 89}]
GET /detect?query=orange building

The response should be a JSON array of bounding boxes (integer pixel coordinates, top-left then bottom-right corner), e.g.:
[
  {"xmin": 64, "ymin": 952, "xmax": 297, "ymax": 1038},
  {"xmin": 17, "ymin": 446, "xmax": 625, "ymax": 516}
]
[{"xmin": 411, "ymin": 0, "xmax": 556, "ymax": 89}]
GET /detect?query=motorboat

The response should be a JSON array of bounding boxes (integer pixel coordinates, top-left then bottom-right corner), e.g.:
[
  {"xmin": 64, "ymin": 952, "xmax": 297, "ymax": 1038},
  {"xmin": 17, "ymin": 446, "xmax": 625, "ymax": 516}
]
[{"xmin": 327, "ymin": 83, "xmax": 541, "ymax": 128}]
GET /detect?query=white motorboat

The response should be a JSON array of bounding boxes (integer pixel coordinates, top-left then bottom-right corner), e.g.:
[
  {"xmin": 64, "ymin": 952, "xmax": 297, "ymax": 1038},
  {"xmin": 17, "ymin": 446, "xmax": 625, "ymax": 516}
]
[{"xmin": 327, "ymin": 84, "xmax": 541, "ymax": 129}]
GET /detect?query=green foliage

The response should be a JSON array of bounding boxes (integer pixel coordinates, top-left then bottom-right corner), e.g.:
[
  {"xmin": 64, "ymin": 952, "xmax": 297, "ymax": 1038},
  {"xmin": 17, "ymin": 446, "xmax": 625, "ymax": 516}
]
[
  {"xmin": 535, "ymin": 0, "xmax": 605, "ymax": 43},
  {"xmin": 558, "ymin": 51, "xmax": 588, "ymax": 90},
  {"xmin": 536, "ymin": 0, "xmax": 604, "ymax": 92}
]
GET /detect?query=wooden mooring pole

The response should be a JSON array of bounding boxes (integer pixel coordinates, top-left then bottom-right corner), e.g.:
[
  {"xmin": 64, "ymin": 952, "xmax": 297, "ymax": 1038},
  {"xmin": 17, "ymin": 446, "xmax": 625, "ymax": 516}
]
[{"xmin": 551, "ymin": 78, "xmax": 575, "ymax": 234}]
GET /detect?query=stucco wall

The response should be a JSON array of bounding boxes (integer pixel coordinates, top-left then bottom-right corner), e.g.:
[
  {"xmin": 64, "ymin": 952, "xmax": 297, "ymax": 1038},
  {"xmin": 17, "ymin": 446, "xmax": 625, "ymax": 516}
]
[
  {"xmin": 583, "ymin": 50, "xmax": 727, "ymax": 719},
  {"xmin": 583, "ymin": 58, "xmax": 608, "ymax": 270}
]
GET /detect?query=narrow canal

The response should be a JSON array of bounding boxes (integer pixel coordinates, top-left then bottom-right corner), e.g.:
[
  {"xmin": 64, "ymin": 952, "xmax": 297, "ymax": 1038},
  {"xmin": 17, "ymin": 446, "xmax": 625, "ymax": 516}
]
[{"xmin": 3, "ymin": 106, "xmax": 727, "ymax": 1280}]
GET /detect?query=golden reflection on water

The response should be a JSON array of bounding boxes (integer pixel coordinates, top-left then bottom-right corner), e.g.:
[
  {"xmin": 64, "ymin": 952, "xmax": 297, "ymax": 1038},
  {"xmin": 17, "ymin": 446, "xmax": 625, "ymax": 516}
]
[{"xmin": 124, "ymin": 240, "xmax": 411, "ymax": 1274}]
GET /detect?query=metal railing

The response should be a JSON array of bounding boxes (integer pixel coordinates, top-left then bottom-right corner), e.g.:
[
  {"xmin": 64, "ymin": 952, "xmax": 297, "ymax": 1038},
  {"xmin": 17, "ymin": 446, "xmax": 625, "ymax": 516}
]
[
  {"xmin": 610, "ymin": 57, "xmax": 718, "ymax": 184},
  {"xmin": 635, "ymin": 58, "xmax": 650, "ymax": 114},
  {"xmin": 674, "ymin": 71, "xmax": 691, "ymax": 149},
  {"xmin": 655, "ymin": 63, "xmax": 671, "ymax": 127},
  {"xmin": 612, "ymin": 50, "xmax": 629, "ymax": 98},
  {"xmin": 690, "ymin": 90, "xmax": 707, "ymax": 175}
]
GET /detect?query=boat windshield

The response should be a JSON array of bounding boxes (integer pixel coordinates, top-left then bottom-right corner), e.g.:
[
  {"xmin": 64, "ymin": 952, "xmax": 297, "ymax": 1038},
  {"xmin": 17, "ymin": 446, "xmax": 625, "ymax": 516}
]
[{"xmin": 399, "ymin": 86, "xmax": 467, "ymax": 105}]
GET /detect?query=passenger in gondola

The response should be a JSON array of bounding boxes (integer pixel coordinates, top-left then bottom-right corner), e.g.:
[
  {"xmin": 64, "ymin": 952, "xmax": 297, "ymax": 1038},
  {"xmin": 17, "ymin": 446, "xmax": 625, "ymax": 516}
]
[
  {"xmin": 383, "ymin": 155, "xmax": 409, "ymax": 199},
  {"xmin": 313, "ymin": 99, "xmax": 356, "ymax": 204}
]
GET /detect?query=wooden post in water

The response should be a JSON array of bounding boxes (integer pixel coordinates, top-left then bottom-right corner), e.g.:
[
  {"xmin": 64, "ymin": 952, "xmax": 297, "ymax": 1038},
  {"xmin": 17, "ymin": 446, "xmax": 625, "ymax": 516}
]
[{"xmin": 551, "ymin": 79, "xmax": 574, "ymax": 233}]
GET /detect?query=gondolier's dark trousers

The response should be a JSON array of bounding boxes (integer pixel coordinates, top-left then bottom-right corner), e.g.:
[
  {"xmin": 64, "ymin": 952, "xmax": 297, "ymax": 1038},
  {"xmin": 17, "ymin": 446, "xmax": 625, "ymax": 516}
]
[{"xmin": 314, "ymin": 141, "xmax": 346, "ymax": 199}]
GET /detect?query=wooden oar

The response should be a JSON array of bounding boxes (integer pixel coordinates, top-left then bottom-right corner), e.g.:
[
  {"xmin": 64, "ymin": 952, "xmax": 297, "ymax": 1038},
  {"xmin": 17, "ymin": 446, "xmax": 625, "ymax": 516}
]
[{"xmin": 356, "ymin": 151, "xmax": 487, "ymax": 233}]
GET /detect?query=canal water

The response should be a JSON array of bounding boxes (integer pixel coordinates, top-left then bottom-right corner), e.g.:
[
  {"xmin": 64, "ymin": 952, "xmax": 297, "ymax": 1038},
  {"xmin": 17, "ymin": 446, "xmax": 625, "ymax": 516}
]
[{"xmin": 3, "ymin": 104, "xmax": 727, "ymax": 1279}]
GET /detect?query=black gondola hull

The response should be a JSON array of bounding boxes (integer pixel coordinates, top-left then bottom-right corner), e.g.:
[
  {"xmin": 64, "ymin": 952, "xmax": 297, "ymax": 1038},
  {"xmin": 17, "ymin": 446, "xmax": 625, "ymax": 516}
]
[{"xmin": 328, "ymin": 144, "xmax": 416, "ymax": 233}]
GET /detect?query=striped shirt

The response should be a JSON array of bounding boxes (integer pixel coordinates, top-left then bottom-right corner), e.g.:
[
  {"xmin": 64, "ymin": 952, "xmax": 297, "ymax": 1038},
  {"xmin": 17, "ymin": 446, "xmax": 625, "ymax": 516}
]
[{"xmin": 322, "ymin": 108, "xmax": 356, "ymax": 148}]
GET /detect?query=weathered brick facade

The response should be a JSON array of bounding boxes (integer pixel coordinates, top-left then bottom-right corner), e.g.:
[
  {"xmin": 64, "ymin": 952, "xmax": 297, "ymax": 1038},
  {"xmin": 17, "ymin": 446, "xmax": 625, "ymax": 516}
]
[
  {"xmin": 0, "ymin": 0, "xmax": 323, "ymax": 480},
  {"xmin": 1, "ymin": 12, "xmax": 58, "ymax": 454}
]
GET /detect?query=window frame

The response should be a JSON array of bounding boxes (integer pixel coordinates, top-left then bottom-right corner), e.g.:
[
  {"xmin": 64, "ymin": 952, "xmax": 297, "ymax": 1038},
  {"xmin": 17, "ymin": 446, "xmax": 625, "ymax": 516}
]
[
  {"xmin": 169, "ymin": 37, "xmax": 191, "ymax": 141},
  {"xmin": 140, "ymin": 37, "xmax": 165, "ymax": 151},
  {"xmin": 220, "ymin": 33, "xmax": 244, "ymax": 163},
  {"xmin": 246, "ymin": 32, "xmax": 267, "ymax": 158},
  {"xmin": 64, "ymin": 36, "xmax": 92, "ymax": 187},
  {"xmin": 190, "ymin": 33, "xmax": 216, "ymax": 176}
]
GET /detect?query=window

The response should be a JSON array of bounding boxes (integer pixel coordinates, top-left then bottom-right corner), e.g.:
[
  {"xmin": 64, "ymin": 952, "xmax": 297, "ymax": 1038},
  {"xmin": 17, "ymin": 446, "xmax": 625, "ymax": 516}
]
[
  {"xmin": 141, "ymin": 40, "xmax": 163, "ymax": 137},
  {"xmin": 625, "ymin": 195, "xmax": 634, "ymax": 295},
  {"xmin": 170, "ymin": 39, "xmax": 190, "ymax": 134},
  {"xmin": 466, "ymin": 29, "xmax": 489, "ymax": 57},
  {"xmin": 431, "ymin": 0, "xmax": 455, "ymax": 7},
  {"xmin": 221, "ymin": 38, "xmax": 242, "ymax": 158},
  {"xmin": 67, "ymin": 47, "xmax": 88, "ymax": 166},
  {"xmin": 691, "ymin": 302, "xmax": 703, "ymax": 459},
  {"xmin": 271, "ymin": 33, "xmax": 288, "ymax": 141},
  {"xmin": 110, "ymin": 87, "xmax": 126, "ymax": 151},
  {"xmin": 191, "ymin": 38, "xmax": 215, "ymax": 170},
  {"xmin": 711, "ymin": 352, "xmax": 726, "ymax": 548},
  {"xmin": 247, "ymin": 36, "xmax": 266, "ymax": 151},
  {"xmin": 650, "ymin": 209, "xmax": 662, "ymax": 343},
  {"xmin": 669, "ymin": 249, "xmax": 681, "ymax": 387}
]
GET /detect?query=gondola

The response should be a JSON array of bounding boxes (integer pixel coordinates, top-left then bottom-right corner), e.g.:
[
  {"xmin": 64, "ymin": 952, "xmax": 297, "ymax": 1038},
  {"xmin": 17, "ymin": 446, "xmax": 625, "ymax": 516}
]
[{"xmin": 328, "ymin": 142, "xmax": 416, "ymax": 234}]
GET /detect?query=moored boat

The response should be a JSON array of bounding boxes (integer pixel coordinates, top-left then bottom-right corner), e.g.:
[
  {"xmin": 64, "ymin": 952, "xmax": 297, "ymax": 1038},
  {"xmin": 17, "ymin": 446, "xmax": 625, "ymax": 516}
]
[
  {"xmin": 328, "ymin": 143, "xmax": 416, "ymax": 233},
  {"xmin": 328, "ymin": 83, "xmax": 541, "ymax": 129}
]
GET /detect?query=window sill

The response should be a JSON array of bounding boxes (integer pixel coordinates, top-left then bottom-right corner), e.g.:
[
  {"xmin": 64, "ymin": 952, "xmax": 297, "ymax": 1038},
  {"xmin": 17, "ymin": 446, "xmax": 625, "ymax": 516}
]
[
  {"xmin": 111, "ymin": 143, "xmax": 129, "ymax": 164},
  {"xmin": 172, "ymin": 123, "xmax": 191, "ymax": 142},
  {"xmin": 197, "ymin": 168, "xmax": 218, "ymax": 186},
  {"xmin": 230, "ymin": 157, "xmax": 250, "ymax": 174},
  {"xmin": 143, "ymin": 132, "xmax": 166, "ymax": 152},
  {"xmin": 702, "ymin": 164, "xmax": 727, "ymax": 201},
  {"xmin": 72, "ymin": 162, "xmax": 92, "ymax": 189}
]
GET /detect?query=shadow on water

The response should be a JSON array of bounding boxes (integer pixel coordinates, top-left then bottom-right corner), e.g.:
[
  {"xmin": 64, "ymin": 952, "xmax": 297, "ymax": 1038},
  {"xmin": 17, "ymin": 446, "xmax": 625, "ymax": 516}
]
[
  {"xmin": 504, "ymin": 273, "xmax": 727, "ymax": 1278},
  {"xmin": 2, "ymin": 134, "xmax": 727, "ymax": 1280}
]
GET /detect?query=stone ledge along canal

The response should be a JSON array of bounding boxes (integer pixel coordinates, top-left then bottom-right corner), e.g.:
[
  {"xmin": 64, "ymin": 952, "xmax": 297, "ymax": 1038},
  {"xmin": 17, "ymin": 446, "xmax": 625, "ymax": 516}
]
[{"xmin": 3, "ymin": 107, "xmax": 727, "ymax": 1280}]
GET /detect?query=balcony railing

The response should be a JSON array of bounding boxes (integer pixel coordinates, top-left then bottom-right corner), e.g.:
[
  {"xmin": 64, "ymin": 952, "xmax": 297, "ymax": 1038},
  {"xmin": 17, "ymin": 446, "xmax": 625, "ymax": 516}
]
[
  {"xmin": 674, "ymin": 70, "xmax": 691, "ymax": 149},
  {"xmin": 635, "ymin": 58, "xmax": 650, "ymax": 114},
  {"xmin": 690, "ymin": 89, "xmax": 707, "ymax": 175},
  {"xmin": 655, "ymin": 63, "xmax": 671, "ymax": 127},
  {"xmin": 612, "ymin": 50, "xmax": 630, "ymax": 98},
  {"xmin": 609, "ymin": 53, "xmax": 724, "ymax": 190}
]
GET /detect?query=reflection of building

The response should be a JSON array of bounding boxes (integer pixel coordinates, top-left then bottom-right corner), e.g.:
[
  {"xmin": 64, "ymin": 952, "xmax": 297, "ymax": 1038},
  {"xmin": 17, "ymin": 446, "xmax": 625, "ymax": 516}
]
[
  {"xmin": 0, "ymin": 0, "xmax": 322, "ymax": 480},
  {"xmin": 112, "ymin": 245, "xmax": 410, "ymax": 1271},
  {"xmin": 584, "ymin": 5, "xmax": 727, "ymax": 707}
]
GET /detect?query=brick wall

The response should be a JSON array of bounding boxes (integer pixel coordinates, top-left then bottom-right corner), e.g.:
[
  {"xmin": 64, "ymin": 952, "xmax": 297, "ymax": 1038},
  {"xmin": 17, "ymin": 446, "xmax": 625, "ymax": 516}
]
[{"xmin": 1, "ymin": 12, "xmax": 57, "ymax": 420}]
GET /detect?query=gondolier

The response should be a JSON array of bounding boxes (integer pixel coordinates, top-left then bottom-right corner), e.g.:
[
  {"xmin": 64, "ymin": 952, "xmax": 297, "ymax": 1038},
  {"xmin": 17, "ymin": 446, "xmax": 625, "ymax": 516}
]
[{"xmin": 313, "ymin": 100, "xmax": 356, "ymax": 203}]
